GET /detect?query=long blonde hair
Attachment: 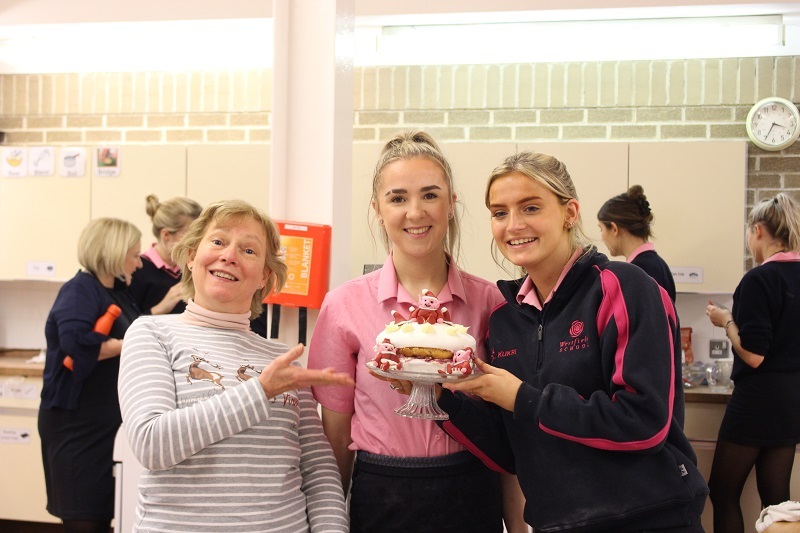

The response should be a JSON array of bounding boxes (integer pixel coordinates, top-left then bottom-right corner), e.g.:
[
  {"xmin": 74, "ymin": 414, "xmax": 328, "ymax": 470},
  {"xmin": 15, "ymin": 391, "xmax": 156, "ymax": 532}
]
[
  {"xmin": 370, "ymin": 130, "xmax": 461, "ymax": 263},
  {"xmin": 485, "ymin": 151, "xmax": 589, "ymax": 271}
]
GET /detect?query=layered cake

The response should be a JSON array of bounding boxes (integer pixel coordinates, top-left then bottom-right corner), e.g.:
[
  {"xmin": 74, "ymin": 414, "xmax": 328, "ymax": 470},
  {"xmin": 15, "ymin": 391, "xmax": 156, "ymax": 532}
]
[{"xmin": 368, "ymin": 289, "xmax": 476, "ymax": 378}]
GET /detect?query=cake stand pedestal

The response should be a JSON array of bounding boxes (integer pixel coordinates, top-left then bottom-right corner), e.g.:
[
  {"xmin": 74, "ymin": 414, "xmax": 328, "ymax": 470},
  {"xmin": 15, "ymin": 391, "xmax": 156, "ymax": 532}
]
[{"xmin": 367, "ymin": 363, "xmax": 476, "ymax": 420}]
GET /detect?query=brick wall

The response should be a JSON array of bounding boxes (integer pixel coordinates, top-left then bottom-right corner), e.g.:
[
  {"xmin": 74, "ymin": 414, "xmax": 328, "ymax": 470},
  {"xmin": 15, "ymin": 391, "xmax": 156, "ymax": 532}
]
[{"xmin": 1, "ymin": 57, "xmax": 799, "ymax": 214}]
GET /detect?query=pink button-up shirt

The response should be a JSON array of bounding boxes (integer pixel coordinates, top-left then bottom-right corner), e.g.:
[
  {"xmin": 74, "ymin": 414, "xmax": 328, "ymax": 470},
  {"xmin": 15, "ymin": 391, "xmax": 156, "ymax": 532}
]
[
  {"xmin": 308, "ymin": 256, "xmax": 504, "ymax": 457},
  {"xmin": 516, "ymin": 248, "xmax": 583, "ymax": 310}
]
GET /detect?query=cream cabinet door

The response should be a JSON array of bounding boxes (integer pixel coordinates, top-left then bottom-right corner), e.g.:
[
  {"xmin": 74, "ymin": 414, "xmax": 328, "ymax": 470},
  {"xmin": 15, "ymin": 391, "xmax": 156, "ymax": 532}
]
[
  {"xmin": 91, "ymin": 145, "xmax": 187, "ymax": 241},
  {"xmin": 0, "ymin": 169, "xmax": 90, "ymax": 280},
  {"xmin": 350, "ymin": 143, "xmax": 385, "ymax": 280},
  {"xmin": 442, "ymin": 142, "xmax": 517, "ymax": 283},
  {"xmin": 187, "ymin": 144, "xmax": 270, "ymax": 212},
  {"xmin": 518, "ymin": 142, "xmax": 630, "ymax": 259},
  {"xmin": 629, "ymin": 142, "xmax": 746, "ymax": 293}
]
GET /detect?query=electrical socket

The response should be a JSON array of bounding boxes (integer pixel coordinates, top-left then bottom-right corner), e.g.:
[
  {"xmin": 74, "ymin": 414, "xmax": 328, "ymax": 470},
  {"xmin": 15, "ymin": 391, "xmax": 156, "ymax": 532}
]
[{"xmin": 709, "ymin": 339, "xmax": 729, "ymax": 358}]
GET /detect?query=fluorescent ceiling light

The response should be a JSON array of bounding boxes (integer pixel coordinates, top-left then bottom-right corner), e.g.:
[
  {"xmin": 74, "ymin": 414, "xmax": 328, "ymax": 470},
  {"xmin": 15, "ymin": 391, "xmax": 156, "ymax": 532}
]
[
  {"xmin": 358, "ymin": 15, "xmax": 793, "ymax": 65},
  {"xmin": 0, "ymin": 14, "xmax": 796, "ymax": 74},
  {"xmin": 0, "ymin": 19, "xmax": 273, "ymax": 73}
]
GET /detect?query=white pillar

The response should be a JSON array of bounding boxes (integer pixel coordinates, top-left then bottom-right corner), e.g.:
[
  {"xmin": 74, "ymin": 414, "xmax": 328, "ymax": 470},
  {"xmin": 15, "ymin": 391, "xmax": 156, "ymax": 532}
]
[{"xmin": 270, "ymin": 0, "xmax": 354, "ymax": 346}]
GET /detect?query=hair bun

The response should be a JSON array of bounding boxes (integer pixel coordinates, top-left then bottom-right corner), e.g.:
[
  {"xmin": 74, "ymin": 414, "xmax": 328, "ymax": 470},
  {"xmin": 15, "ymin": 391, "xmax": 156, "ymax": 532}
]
[{"xmin": 637, "ymin": 197, "xmax": 651, "ymax": 216}]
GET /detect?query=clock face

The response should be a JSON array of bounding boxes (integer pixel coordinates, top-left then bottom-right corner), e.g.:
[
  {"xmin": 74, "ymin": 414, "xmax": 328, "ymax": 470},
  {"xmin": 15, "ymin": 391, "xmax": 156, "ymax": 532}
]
[{"xmin": 746, "ymin": 97, "xmax": 800, "ymax": 151}]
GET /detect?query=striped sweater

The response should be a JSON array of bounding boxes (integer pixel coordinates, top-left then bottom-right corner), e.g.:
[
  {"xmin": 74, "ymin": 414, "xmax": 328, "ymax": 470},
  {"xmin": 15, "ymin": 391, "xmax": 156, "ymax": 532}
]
[{"xmin": 118, "ymin": 315, "xmax": 348, "ymax": 533}]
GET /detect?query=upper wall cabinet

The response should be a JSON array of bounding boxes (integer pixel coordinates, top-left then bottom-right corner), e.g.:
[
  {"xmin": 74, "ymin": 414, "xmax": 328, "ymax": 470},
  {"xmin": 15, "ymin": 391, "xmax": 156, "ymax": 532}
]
[
  {"xmin": 350, "ymin": 143, "xmax": 385, "ymax": 279},
  {"xmin": 187, "ymin": 144, "xmax": 270, "ymax": 212},
  {"xmin": 629, "ymin": 141, "xmax": 746, "ymax": 294},
  {"xmin": 0, "ymin": 172, "xmax": 91, "ymax": 280},
  {"xmin": 92, "ymin": 145, "xmax": 187, "ymax": 242},
  {"xmin": 441, "ymin": 142, "xmax": 517, "ymax": 283}
]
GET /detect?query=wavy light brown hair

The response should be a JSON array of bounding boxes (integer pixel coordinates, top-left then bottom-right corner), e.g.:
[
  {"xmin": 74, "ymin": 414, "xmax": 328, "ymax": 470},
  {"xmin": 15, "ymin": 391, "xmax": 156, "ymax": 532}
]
[{"xmin": 172, "ymin": 200, "xmax": 287, "ymax": 319}]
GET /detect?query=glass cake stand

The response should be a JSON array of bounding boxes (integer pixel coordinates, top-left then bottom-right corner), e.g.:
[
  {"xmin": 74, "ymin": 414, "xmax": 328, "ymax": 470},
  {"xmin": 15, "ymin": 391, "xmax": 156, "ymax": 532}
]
[{"xmin": 366, "ymin": 361, "xmax": 478, "ymax": 420}]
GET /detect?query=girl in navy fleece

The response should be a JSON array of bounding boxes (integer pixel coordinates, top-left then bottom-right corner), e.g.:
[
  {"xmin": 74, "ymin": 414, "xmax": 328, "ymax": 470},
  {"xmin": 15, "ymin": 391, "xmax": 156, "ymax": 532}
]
[
  {"xmin": 437, "ymin": 152, "xmax": 708, "ymax": 532},
  {"xmin": 706, "ymin": 193, "xmax": 800, "ymax": 533}
]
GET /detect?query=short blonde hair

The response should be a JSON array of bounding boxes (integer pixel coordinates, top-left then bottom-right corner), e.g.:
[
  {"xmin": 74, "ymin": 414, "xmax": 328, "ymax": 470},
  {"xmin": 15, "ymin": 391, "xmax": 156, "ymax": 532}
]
[
  {"xmin": 172, "ymin": 200, "xmax": 287, "ymax": 319},
  {"xmin": 78, "ymin": 218, "xmax": 142, "ymax": 279},
  {"xmin": 145, "ymin": 194, "xmax": 202, "ymax": 239}
]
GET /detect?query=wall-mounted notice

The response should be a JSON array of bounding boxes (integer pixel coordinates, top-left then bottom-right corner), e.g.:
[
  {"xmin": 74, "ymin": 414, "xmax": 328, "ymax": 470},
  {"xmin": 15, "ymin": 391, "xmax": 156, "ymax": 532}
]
[
  {"xmin": 671, "ymin": 266, "xmax": 704, "ymax": 284},
  {"xmin": 1, "ymin": 147, "xmax": 27, "ymax": 177},
  {"xmin": 29, "ymin": 147, "xmax": 55, "ymax": 176},
  {"xmin": 60, "ymin": 147, "xmax": 86, "ymax": 177},
  {"xmin": 0, "ymin": 428, "xmax": 32, "ymax": 444},
  {"xmin": 95, "ymin": 146, "xmax": 120, "ymax": 177}
]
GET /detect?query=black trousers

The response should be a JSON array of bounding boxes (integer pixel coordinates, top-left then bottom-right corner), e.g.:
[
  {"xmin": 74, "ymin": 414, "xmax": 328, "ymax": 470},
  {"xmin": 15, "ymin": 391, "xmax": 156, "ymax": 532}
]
[{"xmin": 349, "ymin": 451, "xmax": 504, "ymax": 533}]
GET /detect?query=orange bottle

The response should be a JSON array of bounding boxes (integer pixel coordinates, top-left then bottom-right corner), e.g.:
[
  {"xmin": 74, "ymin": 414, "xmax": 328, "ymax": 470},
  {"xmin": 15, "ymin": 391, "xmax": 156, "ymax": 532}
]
[{"xmin": 63, "ymin": 304, "xmax": 122, "ymax": 371}]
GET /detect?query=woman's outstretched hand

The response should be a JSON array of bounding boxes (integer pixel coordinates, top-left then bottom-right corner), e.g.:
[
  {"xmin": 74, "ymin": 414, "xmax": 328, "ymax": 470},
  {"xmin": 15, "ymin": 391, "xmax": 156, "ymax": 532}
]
[
  {"xmin": 442, "ymin": 358, "xmax": 522, "ymax": 412},
  {"xmin": 259, "ymin": 344, "xmax": 354, "ymax": 399}
]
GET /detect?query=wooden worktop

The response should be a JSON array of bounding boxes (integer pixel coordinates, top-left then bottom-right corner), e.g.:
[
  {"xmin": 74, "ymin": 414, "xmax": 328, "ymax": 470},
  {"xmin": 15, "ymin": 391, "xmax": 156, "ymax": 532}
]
[{"xmin": 0, "ymin": 349, "xmax": 44, "ymax": 377}]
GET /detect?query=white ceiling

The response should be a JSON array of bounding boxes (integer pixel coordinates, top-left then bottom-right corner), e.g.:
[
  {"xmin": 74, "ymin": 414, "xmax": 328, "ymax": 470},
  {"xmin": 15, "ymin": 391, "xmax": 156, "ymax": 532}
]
[{"xmin": 0, "ymin": 0, "xmax": 798, "ymax": 25}]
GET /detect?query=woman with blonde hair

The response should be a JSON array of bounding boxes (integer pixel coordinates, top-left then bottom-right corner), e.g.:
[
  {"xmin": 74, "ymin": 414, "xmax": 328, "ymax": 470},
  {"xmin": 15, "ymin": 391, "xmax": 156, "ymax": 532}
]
[
  {"xmin": 438, "ymin": 151, "xmax": 708, "ymax": 532},
  {"xmin": 706, "ymin": 193, "xmax": 800, "ymax": 533},
  {"xmin": 39, "ymin": 217, "xmax": 143, "ymax": 533},
  {"xmin": 130, "ymin": 194, "xmax": 202, "ymax": 315},
  {"xmin": 308, "ymin": 131, "xmax": 526, "ymax": 533},
  {"xmin": 119, "ymin": 199, "xmax": 353, "ymax": 532}
]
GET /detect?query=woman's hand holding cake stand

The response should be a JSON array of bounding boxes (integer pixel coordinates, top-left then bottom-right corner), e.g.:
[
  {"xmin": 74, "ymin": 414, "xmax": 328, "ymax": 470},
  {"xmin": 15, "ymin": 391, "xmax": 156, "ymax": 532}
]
[{"xmin": 442, "ymin": 358, "xmax": 523, "ymax": 412}]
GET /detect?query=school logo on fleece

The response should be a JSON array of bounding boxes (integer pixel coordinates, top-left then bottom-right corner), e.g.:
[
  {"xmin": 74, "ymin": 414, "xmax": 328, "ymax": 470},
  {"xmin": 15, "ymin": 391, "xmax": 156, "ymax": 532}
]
[{"xmin": 559, "ymin": 320, "xmax": 590, "ymax": 353}]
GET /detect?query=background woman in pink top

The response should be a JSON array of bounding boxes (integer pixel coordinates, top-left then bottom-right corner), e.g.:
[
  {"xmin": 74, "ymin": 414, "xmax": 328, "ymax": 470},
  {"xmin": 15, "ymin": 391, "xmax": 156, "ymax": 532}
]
[
  {"xmin": 130, "ymin": 194, "xmax": 202, "ymax": 315},
  {"xmin": 308, "ymin": 131, "xmax": 526, "ymax": 533}
]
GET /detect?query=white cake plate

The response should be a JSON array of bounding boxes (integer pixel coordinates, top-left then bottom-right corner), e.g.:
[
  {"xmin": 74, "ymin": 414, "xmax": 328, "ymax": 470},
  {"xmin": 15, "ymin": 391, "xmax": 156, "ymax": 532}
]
[{"xmin": 366, "ymin": 361, "xmax": 479, "ymax": 420}]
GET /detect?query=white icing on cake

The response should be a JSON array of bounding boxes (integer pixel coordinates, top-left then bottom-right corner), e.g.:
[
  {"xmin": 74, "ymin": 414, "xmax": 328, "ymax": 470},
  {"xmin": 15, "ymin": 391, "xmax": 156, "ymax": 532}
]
[
  {"xmin": 372, "ymin": 320, "xmax": 477, "ymax": 378},
  {"xmin": 375, "ymin": 321, "xmax": 476, "ymax": 353}
]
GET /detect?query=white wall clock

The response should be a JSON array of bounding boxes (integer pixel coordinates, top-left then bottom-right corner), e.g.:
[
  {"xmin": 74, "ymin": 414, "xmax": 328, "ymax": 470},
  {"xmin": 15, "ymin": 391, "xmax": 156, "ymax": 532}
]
[{"xmin": 746, "ymin": 97, "xmax": 800, "ymax": 151}]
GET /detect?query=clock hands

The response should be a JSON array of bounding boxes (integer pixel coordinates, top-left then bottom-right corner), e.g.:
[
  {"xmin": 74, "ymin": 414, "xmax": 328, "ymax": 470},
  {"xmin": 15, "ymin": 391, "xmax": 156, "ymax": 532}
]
[{"xmin": 763, "ymin": 122, "xmax": 791, "ymax": 140}]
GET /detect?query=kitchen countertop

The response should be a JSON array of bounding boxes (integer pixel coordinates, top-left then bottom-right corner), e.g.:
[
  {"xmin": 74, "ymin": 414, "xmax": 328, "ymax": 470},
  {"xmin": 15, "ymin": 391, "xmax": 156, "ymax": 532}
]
[
  {"xmin": 0, "ymin": 349, "xmax": 739, "ymax": 398},
  {"xmin": 684, "ymin": 385, "xmax": 732, "ymax": 404},
  {"xmin": 0, "ymin": 349, "xmax": 44, "ymax": 377}
]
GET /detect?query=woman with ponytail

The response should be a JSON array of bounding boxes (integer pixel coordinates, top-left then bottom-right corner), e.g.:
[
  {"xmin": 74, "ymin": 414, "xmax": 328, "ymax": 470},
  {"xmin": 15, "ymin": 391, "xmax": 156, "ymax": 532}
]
[{"xmin": 706, "ymin": 193, "xmax": 800, "ymax": 533}]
